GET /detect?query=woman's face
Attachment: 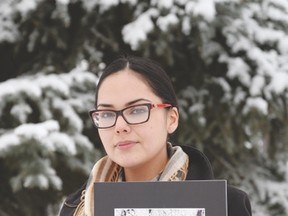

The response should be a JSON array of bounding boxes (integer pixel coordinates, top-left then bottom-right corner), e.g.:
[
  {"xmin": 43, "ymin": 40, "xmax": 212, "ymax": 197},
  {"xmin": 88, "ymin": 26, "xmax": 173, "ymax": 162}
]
[{"xmin": 96, "ymin": 68, "xmax": 179, "ymax": 179}]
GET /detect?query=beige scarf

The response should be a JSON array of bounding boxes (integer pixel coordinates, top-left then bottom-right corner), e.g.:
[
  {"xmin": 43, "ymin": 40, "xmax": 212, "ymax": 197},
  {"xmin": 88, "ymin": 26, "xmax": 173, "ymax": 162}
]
[{"xmin": 73, "ymin": 144, "xmax": 189, "ymax": 216}]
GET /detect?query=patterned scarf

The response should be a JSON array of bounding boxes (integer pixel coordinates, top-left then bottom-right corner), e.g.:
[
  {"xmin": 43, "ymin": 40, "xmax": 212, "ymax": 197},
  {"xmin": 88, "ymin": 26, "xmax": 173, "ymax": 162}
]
[{"xmin": 73, "ymin": 143, "xmax": 189, "ymax": 216}]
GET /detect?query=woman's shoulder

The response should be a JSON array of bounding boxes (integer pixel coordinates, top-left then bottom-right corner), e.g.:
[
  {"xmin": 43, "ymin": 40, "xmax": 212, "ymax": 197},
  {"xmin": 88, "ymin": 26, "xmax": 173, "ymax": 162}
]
[
  {"xmin": 59, "ymin": 182, "xmax": 86, "ymax": 216},
  {"xmin": 180, "ymin": 145, "xmax": 252, "ymax": 215},
  {"xmin": 227, "ymin": 185, "xmax": 252, "ymax": 216},
  {"xmin": 180, "ymin": 145, "xmax": 214, "ymax": 180}
]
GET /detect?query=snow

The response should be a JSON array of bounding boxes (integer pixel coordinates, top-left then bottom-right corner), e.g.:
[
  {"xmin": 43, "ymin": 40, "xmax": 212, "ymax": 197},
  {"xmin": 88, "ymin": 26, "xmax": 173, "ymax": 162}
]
[
  {"xmin": 175, "ymin": 0, "xmax": 190, "ymax": 5},
  {"xmin": 244, "ymin": 97, "xmax": 268, "ymax": 115},
  {"xmin": 82, "ymin": 0, "xmax": 118, "ymax": 12},
  {"xmin": 265, "ymin": 0, "xmax": 288, "ymax": 12},
  {"xmin": 9, "ymin": 158, "xmax": 64, "ymax": 192},
  {"xmin": 0, "ymin": 1, "xmax": 19, "ymax": 42},
  {"xmin": 7, "ymin": 120, "xmax": 76, "ymax": 155},
  {"xmin": 15, "ymin": 120, "xmax": 59, "ymax": 139},
  {"xmin": 0, "ymin": 120, "xmax": 76, "ymax": 191},
  {"xmin": 220, "ymin": 56, "xmax": 251, "ymax": 87},
  {"xmin": 24, "ymin": 174, "xmax": 49, "ymax": 189},
  {"xmin": 222, "ymin": 7, "xmax": 288, "ymax": 103},
  {"xmin": 52, "ymin": 98, "xmax": 84, "ymax": 133},
  {"xmin": 201, "ymin": 41, "xmax": 222, "ymax": 64},
  {"xmin": 46, "ymin": 132, "xmax": 77, "ymax": 155},
  {"xmin": 0, "ymin": 133, "xmax": 20, "ymax": 154},
  {"xmin": 0, "ymin": 0, "xmax": 43, "ymax": 43},
  {"xmin": 185, "ymin": 0, "xmax": 216, "ymax": 22},
  {"xmin": 56, "ymin": 0, "xmax": 70, "ymax": 5},
  {"xmin": 73, "ymin": 134, "xmax": 94, "ymax": 150},
  {"xmin": 223, "ymin": 17, "xmax": 255, "ymax": 53},
  {"xmin": 69, "ymin": 69, "xmax": 97, "ymax": 87},
  {"xmin": 254, "ymin": 26, "xmax": 284, "ymax": 45},
  {"xmin": 0, "ymin": 64, "xmax": 97, "ymax": 193},
  {"xmin": 15, "ymin": 123, "xmax": 49, "ymax": 139},
  {"xmin": 122, "ymin": 8, "xmax": 159, "ymax": 50},
  {"xmin": 278, "ymin": 36, "xmax": 288, "ymax": 54},
  {"xmin": 57, "ymin": 134, "xmax": 78, "ymax": 153},
  {"xmin": 0, "ymin": 62, "xmax": 98, "ymax": 118},
  {"xmin": 156, "ymin": 14, "xmax": 179, "ymax": 32},
  {"xmin": 49, "ymin": 174, "xmax": 63, "ymax": 190},
  {"xmin": 185, "ymin": 2, "xmax": 197, "ymax": 15},
  {"xmin": 98, "ymin": 0, "xmax": 118, "ymax": 10},
  {"xmin": 74, "ymin": 59, "xmax": 89, "ymax": 71},
  {"xmin": 213, "ymin": 77, "xmax": 231, "ymax": 93},
  {"xmin": 27, "ymin": 29, "xmax": 40, "ymax": 52},
  {"xmin": 151, "ymin": 0, "xmax": 174, "ymax": 9},
  {"xmin": 10, "ymin": 103, "xmax": 32, "ymax": 123},
  {"xmin": 244, "ymin": 141, "xmax": 253, "ymax": 149},
  {"xmin": 81, "ymin": 0, "xmax": 97, "ymax": 11},
  {"xmin": 256, "ymin": 178, "xmax": 288, "ymax": 213},
  {"xmin": 233, "ymin": 88, "xmax": 246, "ymax": 105},
  {"xmin": 265, "ymin": 4, "xmax": 288, "ymax": 23},
  {"xmin": 23, "ymin": 165, "xmax": 62, "ymax": 190},
  {"xmin": 15, "ymin": 0, "xmax": 37, "ymax": 16},
  {"xmin": 182, "ymin": 16, "xmax": 191, "ymax": 35},
  {"xmin": 0, "ymin": 78, "xmax": 42, "ymax": 101},
  {"xmin": 37, "ymin": 75, "xmax": 70, "ymax": 97},
  {"xmin": 189, "ymin": 103, "xmax": 205, "ymax": 114},
  {"xmin": 266, "ymin": 71, "xmax": 288, "ymax": 94},
  {"xmin": 218, "ymin": 0, "xmax": 288, "ymax": 106},
  {"xmin": 247, "ymin": 48, "xmax": 275, "ymax": 77},
  {"xmin": 120, "ymin": 0, "xmax": 137, "ymax": 5},
  {"xmin": 250, "ymin": 75, "xmax": 265, "ymax": 96}
]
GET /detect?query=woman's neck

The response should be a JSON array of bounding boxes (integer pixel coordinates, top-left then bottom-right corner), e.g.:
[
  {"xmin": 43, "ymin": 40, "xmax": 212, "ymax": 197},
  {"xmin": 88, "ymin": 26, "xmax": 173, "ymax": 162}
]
[{"xmin": 123, "ymin": 152, "xmax": 169, "ymax": 182}]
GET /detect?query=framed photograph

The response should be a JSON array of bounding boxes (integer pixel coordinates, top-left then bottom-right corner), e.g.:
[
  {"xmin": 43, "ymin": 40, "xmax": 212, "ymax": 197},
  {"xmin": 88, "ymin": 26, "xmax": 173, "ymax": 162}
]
[
  {"xmin": 94, "ymin": 180, "xmax": 227, "ymax": 216},
  {"xmin": 114, "ymin": 208, "xmax": 205, "ymax": 216}
]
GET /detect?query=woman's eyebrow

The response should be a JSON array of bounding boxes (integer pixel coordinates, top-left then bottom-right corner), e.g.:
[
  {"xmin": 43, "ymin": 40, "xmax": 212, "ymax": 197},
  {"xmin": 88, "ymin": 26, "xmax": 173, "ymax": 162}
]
[
  {"xmin": 96, "ymin": 103, "xmax": 113, "ymax": 108},
  {"xmin": 97, "ymin": 98, "xmax": 151, "ymax": 108},
  {"xmin": 125, "ymin": 98, "xmax": 151, "ymax": 106}
]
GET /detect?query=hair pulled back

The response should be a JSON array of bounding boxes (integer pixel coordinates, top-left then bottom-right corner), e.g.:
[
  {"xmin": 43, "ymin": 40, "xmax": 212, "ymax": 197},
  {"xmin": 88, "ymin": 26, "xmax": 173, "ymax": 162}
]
[{"xmin": 95, "ymin": 55, "xmax": 178, "ymax": 108}]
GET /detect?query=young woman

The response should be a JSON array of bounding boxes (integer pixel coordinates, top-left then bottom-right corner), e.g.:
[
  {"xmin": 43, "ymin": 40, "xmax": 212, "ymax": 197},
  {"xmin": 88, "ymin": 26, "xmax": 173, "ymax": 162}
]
[{"xmin": 59, "ymin": 55, "xmax": 252, "ymax": 216}]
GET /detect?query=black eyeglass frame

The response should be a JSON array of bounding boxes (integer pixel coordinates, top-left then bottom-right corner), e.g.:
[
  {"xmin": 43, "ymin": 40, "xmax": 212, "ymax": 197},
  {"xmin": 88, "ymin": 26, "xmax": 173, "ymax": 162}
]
[{"xmin": 89, "ymin": 103, "xmax": 172, "ymax": 129}]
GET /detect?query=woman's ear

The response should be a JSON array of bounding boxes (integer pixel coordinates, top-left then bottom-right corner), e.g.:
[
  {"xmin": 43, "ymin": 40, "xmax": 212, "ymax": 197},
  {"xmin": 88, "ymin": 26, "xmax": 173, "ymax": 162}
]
[{"xmin": 167, "ymin": 107, "xmax": 179, "ymax": 134}]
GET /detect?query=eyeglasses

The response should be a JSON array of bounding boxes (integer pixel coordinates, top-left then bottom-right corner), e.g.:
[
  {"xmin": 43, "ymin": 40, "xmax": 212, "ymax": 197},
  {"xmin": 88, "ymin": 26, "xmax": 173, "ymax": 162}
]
[{"xmin": 89, "ymin": 103, "xmax": 172, "ymax": 129}]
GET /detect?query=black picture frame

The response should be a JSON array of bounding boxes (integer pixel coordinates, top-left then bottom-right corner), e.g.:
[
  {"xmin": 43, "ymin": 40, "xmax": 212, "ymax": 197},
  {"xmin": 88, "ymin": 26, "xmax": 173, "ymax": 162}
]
[{"xmin": 94, "ymin": 180, "xmax": 227, "ymax": 216}]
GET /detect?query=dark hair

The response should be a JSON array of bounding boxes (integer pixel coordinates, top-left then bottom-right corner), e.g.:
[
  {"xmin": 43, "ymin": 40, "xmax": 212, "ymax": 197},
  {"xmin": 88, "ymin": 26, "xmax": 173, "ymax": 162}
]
[{"xmin": 95, "ymin": 55, "xmax": 178, "ymax": 108}]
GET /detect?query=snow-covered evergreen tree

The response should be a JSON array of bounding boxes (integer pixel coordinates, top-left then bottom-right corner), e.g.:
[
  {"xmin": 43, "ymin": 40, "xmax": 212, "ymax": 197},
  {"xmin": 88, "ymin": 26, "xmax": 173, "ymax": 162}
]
[
  {"xmin": 0, "ymin": 0, "xmax": 287, "ymax": 215},
  {"xmin": 0, "ymin": 60, "xmax": 101, "ymax": 215}
]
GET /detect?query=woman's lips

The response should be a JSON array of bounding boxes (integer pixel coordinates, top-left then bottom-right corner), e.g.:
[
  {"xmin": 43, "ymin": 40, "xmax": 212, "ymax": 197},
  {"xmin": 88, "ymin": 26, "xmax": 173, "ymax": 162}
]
[{"xmin": 115, "ymin": 141, "xmax": 137, "ymax": 150}]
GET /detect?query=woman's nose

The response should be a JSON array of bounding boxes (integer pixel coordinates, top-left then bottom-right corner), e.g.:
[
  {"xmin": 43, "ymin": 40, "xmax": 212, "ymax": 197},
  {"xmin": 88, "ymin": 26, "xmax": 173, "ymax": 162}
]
[{"xmin": 114, "ymin": 115, "xmax": 130, "ymax": 133}]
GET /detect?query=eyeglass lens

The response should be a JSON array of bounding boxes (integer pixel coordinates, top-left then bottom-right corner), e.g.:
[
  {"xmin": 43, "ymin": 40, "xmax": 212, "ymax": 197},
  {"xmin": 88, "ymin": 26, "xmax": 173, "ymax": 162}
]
[{"xmin": 91, "ymin": 104, "xmax": 150, "ymax": 128}]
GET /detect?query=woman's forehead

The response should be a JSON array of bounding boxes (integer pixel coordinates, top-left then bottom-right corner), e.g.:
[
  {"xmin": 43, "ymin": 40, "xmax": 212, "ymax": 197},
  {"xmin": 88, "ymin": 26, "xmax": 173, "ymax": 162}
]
[
  {"xmin": 98, "ymin": 70, "xmax": 151, "ymax": 94},
  {"xmin": 102, "ymin": 68, "xmax": 147, "ymax": 83},
  {"xmin": 97, "ymin": 70, "xmax": 160, "ymax": 107},
  {"xmin": 96, "ymin": 98, "xmax": 152, "ymax": 109}
]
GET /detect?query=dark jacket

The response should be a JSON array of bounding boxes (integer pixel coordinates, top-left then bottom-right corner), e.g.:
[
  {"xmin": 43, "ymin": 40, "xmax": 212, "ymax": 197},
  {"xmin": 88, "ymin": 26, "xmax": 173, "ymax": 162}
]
[
  {"xmin": 181, "ymin": 145, "xmax": 252, "ymax": 216},
  {"xmin": 59, "ymin": 145, "xmax": 252, "ymax": 216}
]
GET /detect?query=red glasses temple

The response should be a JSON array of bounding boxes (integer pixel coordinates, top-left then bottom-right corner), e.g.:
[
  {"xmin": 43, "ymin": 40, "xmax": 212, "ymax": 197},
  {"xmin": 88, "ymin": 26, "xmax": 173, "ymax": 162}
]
[{"xmin": 152, "ymin": 104, "xmax": 172, "ymax": 108}]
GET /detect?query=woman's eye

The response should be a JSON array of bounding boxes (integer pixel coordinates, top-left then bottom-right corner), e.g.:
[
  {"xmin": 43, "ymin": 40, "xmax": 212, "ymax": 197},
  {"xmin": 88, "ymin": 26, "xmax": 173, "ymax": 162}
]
[
  {"xmin": 130, "ymin": 106, "xmax": 147, "ymax": 115},
  {"xmin": 100, "ymin": 112, "xmax": 115, "ymax": 119}
]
